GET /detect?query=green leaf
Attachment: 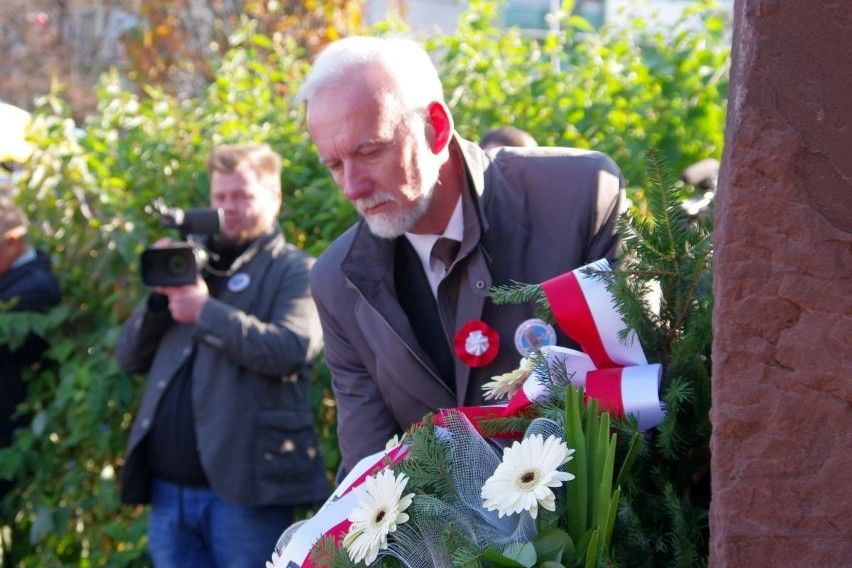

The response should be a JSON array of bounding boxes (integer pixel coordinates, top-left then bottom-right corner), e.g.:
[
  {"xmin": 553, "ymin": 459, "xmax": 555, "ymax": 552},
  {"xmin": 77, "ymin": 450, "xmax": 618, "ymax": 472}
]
[
  {"xmin": 564, "ymin": 387, "xmax": 587, "ymax": 540},
  {"xmin": 583, "ymin": 529, "xmax": 599, "ymax": 568},
  {"xmin": 614, "ymin": 429, "xmax": 642, "ymax": 489},
  {"xmin": 534, "ymin": 527, "xmax": 575, "ymax": 565},
  {"xmin": 482, "ymin": 542, "xmax": 537, "ymax": 567}
]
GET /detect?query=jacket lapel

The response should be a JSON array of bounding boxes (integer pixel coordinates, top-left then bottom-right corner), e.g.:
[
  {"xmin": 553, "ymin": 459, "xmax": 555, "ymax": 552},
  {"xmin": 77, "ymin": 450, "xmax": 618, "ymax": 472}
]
[{"xmin": 342, "ymin": 223, "xmax": 454, "ymax": 396}]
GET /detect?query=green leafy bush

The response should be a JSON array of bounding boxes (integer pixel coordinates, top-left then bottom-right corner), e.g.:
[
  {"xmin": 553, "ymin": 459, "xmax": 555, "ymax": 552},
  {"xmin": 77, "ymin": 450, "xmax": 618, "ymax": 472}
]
[
  {"xmin": 434, "ymin": 0, "xmax": 729, "ymax": 193},
  {"xmin": 0, "ymin": 2, "xmax": 727, "ymax": 565}
]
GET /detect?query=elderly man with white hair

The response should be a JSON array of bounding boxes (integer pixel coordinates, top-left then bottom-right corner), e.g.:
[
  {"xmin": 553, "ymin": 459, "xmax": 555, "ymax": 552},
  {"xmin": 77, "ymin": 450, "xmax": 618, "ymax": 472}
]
[{"xmin": 299, "ymin": 36, "xmax": 626, "ymax": 478}]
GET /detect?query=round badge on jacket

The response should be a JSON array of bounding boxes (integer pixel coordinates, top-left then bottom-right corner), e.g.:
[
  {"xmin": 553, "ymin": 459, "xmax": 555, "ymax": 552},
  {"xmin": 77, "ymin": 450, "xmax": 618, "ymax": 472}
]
[
  {"xmin": 514, "ymin": 318, "xmax": 557, "ymax": 356},
  {"xmin": 228, "ymin": 273, "xmax": 251, "ymax": 292}
]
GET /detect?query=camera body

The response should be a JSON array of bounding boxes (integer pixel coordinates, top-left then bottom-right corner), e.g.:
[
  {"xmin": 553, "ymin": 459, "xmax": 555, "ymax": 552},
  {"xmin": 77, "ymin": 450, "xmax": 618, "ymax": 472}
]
[{"xmin": 140, "ymin": 202, "xmax": 223, "ymax": 287}]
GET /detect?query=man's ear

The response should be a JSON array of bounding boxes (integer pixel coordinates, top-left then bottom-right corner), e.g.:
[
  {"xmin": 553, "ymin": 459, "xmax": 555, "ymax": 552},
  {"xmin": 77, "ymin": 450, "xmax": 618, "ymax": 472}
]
[
  {"xmin": 426, "ymin": 101, "xmax": 454, "ymax": 154},
  {"xmin": 3, "ymin": 226, "xmax": 26, "ymax": 244}
]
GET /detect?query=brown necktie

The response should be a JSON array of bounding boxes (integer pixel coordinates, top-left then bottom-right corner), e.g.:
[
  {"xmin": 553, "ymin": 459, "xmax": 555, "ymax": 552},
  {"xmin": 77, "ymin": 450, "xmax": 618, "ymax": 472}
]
[{"xmin": 431, "ymin": 237, "xmax": 460, "ymax": 271}]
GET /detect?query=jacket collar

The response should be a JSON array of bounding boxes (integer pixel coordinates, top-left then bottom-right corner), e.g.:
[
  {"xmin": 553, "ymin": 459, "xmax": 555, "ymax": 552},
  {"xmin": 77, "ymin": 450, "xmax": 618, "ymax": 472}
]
[{"xmin": 205, "ymin": 228, "xmax": 281, "ymax": 277}]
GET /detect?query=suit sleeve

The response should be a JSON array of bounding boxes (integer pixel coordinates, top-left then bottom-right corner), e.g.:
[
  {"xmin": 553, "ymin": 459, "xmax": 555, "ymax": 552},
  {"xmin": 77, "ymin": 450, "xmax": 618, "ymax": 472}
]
[
  {"xmin": 310, "ymin": 273, "xmax": 401, "ymax": 477},
  {"xmin": 585, "ymin": 153, "xmax": 626, "ymax": 264},
  {"xmin": 193, "ymin": 253, "xmax": 323, "ymax": 378},
  {"xmin": 114, "ymin": 293, "xmax": 173, "ymax": 373}
]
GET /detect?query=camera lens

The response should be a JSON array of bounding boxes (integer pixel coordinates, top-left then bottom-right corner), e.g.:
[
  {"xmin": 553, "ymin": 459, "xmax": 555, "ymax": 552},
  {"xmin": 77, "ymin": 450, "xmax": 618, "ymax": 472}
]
[
  {"xmin": 141, "ymin": 245, "xmax": 198, "ymax": 286},
  {"xmin": 167, "ymin": 253, "xmax": 188, "ymax": 275}
]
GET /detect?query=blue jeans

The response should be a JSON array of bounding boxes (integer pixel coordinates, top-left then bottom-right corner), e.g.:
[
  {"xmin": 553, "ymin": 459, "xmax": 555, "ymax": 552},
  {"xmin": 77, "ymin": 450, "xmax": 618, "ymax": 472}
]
[{"xmin": 148, "ymin": 479, "xmax": 292, "ymax": 568}]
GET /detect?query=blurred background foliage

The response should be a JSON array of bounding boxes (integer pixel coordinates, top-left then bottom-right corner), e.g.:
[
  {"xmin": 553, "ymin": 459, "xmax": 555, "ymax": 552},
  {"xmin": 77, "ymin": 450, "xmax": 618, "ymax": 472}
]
[{"xmin": 0, "ymin": 0, "xmax": 728, "ymax": 565}]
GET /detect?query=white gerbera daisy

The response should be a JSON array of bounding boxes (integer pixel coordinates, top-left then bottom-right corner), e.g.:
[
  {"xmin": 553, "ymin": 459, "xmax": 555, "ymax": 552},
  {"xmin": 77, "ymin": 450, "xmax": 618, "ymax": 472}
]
[
  {"xmin": 481, "ymin": 434, "xmax": 575, "ymax": 519},
  {"xmin": 342, "ymin": 469, "xmax": 414, "ymax": 565},
  {"xmin": 482, "ymin": 357, "xmax": 534, "ymax": 400}
]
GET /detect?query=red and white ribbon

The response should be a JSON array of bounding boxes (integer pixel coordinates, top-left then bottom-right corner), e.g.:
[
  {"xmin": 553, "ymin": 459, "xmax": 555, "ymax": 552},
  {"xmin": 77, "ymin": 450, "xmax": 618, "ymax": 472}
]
[
  {"xmin": 541, "ymin": 259, "xmax": 647, "ymax": 368},
  {"xmin": 532, "ymin": 259, "xmax": 664, "ymax": 430}
]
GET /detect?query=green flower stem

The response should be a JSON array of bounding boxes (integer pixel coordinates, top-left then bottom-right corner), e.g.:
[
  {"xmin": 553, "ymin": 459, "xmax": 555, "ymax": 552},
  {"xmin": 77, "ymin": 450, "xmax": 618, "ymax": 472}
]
[{"xmin": 564, "ymin": 387, "xmax": 588, "ymax": 540}]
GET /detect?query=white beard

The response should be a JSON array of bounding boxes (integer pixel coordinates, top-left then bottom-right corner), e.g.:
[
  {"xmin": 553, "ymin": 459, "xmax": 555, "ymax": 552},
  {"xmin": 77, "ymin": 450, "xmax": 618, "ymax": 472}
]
[{"xmin": 358, "ymin": 170, "xmax": 439, "ymax": 239}]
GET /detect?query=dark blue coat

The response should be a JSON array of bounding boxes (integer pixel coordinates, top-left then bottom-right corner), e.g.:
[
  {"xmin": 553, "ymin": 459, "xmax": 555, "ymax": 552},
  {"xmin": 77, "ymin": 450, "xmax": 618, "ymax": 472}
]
[{"xmin": 1, "ymin": 250, "xmax": 60, "ymax": 452}]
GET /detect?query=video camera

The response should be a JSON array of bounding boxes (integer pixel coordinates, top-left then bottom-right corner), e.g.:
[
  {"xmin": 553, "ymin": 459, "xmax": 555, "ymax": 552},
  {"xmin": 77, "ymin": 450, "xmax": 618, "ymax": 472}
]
[{"xmin": 139, "ymin": 199, "xmax": 223, "ymax": 287}]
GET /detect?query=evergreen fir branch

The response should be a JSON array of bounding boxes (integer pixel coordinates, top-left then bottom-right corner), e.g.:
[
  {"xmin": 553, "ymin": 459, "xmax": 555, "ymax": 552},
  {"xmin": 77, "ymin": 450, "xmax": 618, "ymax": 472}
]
[
  {"xmin": 489, "ymin": 281, "xmax": 555, "ymax": 324},
  {"xmin": 616, "ymin": 212, "xmax": 674, "ymax": 269},
  {"xmin": 644, "ymin": 149, "xmax": 677, "ymax": 256},
  {"xmin": 656, "ymin": 375, "xmax": 693, "ymax": 461},
  {"xmin": 611, "ymin": 150, "xmax": 713, "ymax": 359},
  {"xmin": 607, "ymin": 151, "xmax": 713, "ymax": 567},
  {"xmin": 444, "ymin": 522, "xmax": 483, "ymax": 568},
  {"xmin": 535, "ymin": 393, "xmax": 571, "ymax": 431},
  {"xmin": 540, "ymin": 350, "xmax": 572, "ymax": 385},
  {"xmin": 394, "ymin": 414, "xmax": 466, "ymax": 503},
  {"xmin": 660, "ymin": 474, "xmax": 708, "ymax": 568},
  {"xmin": 527, "ymin": 360, "xmax": 575, "ymax": 430},
  {"xmin": 644, "ymin": 149, "xmax": 699, "ymax": 265},
  {"xmin": 476, "ymin": 415, "xmax": 534, "ymax": 438},
  {"xmin": 613, "ymin": 498, "xmax": 654, "ymax": 565},
  {"xmin": 616, "ymin": 460, "xmax": 674, "ymax": 567},
  {"xmin": 310, "ymin": 534, "xmax": 359, "ymax": 567},
  {"xmin": 449, "ymin": 546, "xmax": 482, "ymax": 568},
  {"xmin": 489, "ymin": 280, "xmax": 543, "ymax": 305},
  {"xmin": 666, "ymin": 246, "xmax": 712, "ymax": 348},
  {"xmin": 670, "ymin": 335, "xmax": 712, "ymax": 435}
]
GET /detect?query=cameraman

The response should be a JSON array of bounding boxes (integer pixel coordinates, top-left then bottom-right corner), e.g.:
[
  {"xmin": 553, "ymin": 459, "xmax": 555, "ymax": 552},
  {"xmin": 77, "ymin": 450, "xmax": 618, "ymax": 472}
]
[{"xmin": 116, "ymin": 143, "xmax": 329, "ymax": 567}]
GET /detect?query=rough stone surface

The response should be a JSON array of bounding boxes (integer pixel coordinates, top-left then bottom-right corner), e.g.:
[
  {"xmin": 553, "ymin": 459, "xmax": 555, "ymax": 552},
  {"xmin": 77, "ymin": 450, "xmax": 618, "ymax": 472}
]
[{"xmin": 711, "ymin": 0, "xmax": 852, "ymax": 565}]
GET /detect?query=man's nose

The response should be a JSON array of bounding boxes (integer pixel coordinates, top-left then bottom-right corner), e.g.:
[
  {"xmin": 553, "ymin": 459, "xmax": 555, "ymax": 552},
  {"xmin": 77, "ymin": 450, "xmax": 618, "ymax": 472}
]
[
  {"xmin": 219, "ymin": 197, "xmax": 238, "ymax": 211},
  {"xmin": 342, "ymin": 164, "xmax": 371, "ymax": 202}
]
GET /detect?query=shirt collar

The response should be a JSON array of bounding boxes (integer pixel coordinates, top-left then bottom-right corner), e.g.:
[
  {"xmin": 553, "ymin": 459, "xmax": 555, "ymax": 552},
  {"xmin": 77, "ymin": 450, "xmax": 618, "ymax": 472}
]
[
  {"xmin": 11, "ymin": 246, "xmax": 36, "ymax": 269},
  {"xmin": 404, "ymin": 197, "xmax": 464, "ymax": 297},
  {"xmin": 404, "ymin": 196, "xmax": 463, "ymax": 266}
]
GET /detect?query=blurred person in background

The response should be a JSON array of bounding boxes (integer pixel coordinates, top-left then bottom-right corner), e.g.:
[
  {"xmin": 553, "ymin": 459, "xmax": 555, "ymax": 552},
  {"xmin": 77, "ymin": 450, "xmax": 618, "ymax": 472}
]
[
  {"xmin": 479, "ymin": 125, "xmax": 539, "ymax": 150},
  {"xmin": 0, "ymin": 194, "xmax": 61, "ymax": 501}
]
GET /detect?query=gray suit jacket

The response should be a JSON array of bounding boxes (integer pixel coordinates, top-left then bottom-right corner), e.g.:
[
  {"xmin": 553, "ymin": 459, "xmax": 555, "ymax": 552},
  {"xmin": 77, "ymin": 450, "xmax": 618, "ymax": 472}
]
[
  {"xmin": 310, "ymin": 136, "xmax": 624, "ymax": 474},
  {"xmin": 117, "ymin": 230, "xmax": 329, "ymax": 506}
]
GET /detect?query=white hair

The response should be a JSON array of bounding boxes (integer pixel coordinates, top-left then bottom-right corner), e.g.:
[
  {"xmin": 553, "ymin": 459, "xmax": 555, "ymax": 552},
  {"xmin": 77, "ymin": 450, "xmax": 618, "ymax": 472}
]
[{"xmin": 296, "ymin": 36, "xmax": 445, "ymax": 111}]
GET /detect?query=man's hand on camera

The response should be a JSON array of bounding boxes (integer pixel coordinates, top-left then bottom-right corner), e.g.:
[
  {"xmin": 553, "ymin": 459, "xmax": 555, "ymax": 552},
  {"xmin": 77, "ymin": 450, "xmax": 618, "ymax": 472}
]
[
  {"xmin": 156, "ymin": 276, "xmax": 210, "ymax": 324},
  {"xmin": 153, "ymin": 237, "xmax": 174, "ymax": 248}
]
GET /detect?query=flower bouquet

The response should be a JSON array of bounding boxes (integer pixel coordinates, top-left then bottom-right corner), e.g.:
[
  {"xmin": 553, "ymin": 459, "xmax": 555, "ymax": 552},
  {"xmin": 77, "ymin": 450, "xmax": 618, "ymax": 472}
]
[
  {"xmin": 325, "ymin": 385, "xmax": 642, "ymax": 568},
  {"xmin": 270, "ymin": 259, "xmax": 665, "ymax": 568},
  {"xmin": 273, "ymin": 378, "xmax": 643, "ymax": 567}
]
